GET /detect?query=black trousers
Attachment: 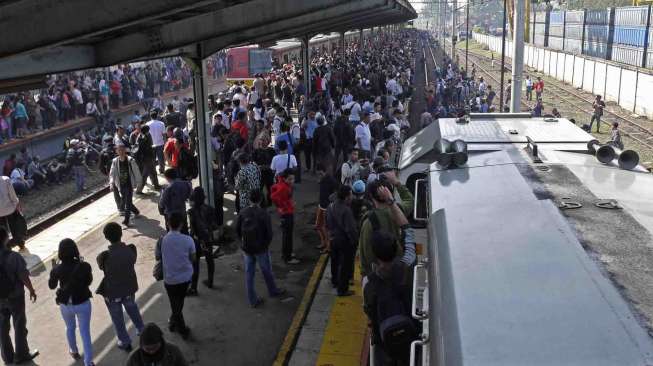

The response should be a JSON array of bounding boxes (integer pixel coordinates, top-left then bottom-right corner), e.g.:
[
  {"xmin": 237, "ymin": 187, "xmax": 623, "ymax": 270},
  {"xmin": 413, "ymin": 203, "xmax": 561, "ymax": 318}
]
[
  {"xmin": 118, "ymin": 184, "xmax": 139, "ymax": 221},
  {"xmin": 191, "ymin": 240, "xmax": 215, "ymax": 289},
  {"xmin": 137, "ymin": 158, "xmax": 159, "ymax": 192},
  {"xmin": 0, "ymin": 296, "xmax": 29, "ymax": 364},
  {"xmin": 303, "ymin": 139, "xmax": 313, "ymax": 170},
  {"xmin": 330, "ymin": 241, "xmax": 355, "ymax": 295},
  {"xmin": 164, "ymin": 281, "xmax": 190, "ymax": 330},
  {"xmin": 280, "ymin": 214, "xmax": 294, "ymax": 261}
]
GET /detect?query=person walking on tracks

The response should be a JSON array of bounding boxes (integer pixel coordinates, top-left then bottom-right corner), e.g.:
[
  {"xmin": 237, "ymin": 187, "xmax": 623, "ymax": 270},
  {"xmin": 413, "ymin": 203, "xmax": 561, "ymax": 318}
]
[
  {"xmin": 590, "ymin": 95, "xmax": 606, "ymax": 133},
  {"xmin": 96, "ymin": 222, "xmax": 145, "ymax": 352},
  {"xmin": 0, "ymin": 227, "xmax": 39, "ymax": 364},
  {"xmin": 109, "ymin": 143, "xmax": 142, "ymax": 227}
]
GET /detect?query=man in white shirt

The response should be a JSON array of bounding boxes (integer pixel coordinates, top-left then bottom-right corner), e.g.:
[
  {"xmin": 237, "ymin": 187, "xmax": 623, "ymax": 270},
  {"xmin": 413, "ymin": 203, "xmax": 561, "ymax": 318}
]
[
  {"xmin": 386, "ymin": 76, "xmax": 399, "ymax": 96},
  {"xmin": 347, "ymin": 100, "xmax": 362, "ymax": 124},
  {"xmin": 270, "ymin": 140, "xmax": 297, "ymax": 176},
  {"xmin": 0, "ymin": 175, "xmax": 19, "ymax": 225},
  {"xmin": 341, "ymin": 88, "xmax": 353, "ymax": 106},
  {"xmin": 340, "ymin": 149, "xmax": 361, "ymax": 186},
  {"xmin": 355, "ymin": 113, "xmax": 372, "ymax": 158},
  {"xmin": 146, "ymin": 111, "xmax": 167, "ymax": 173},
  {"xmin": 10, "ymin": 167, "xmax": 33, "ymax": 196}
]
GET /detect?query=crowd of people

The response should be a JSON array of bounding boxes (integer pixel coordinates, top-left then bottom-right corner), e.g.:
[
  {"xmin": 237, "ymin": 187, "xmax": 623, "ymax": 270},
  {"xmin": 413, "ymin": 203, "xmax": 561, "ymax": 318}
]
[
  {"xmin": 0, "ymin": 28, "xmax": 436, "ymax": 366},
  {"xmin": 0, "ymin": 52, "xmax": 227, "ymax": 146}
]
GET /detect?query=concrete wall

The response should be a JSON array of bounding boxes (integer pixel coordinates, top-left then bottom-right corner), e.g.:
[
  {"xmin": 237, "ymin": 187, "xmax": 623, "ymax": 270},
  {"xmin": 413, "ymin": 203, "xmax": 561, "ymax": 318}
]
[{"xmin": 473, "ymin": 33, "xmax": 653, "ymax": 119}]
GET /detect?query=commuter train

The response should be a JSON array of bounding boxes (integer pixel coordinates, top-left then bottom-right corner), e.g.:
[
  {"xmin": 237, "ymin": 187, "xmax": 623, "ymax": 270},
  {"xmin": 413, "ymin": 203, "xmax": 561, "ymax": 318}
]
[
  {"xmin": 226, "ymin": 30, "xmax": 368, "ymax": 85},
  {"xmin": 398, "ymin": 113, "xmax": 653, "ymax": 365},
  {"xmin": 529, "ymin": 5, "xmax": 653, "ymax": 68}
]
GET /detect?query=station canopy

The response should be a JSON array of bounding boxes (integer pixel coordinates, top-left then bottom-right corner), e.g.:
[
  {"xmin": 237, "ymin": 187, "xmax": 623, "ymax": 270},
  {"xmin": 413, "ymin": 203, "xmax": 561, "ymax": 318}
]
[{"xmin": 0, "ymin": 0, "xmax": 416, "ymax": 83}]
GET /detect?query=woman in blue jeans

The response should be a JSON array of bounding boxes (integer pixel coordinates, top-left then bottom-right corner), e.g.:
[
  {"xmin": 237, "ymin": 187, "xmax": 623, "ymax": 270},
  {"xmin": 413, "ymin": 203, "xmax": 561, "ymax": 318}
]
[{"xmin": 48, "ymin": 239, "xmax": 95, "ymax": 366}]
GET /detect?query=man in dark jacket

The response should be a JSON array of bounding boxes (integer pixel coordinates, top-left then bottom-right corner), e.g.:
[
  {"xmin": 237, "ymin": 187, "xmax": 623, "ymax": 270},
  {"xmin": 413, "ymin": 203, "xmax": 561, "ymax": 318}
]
[
  {"xmin": 312, "ymin": 116, "xmax": 336, "ymax": 173},
  {"xmin": 135, "ymin": 125, "xmax": 161, "ymax": 194},
  {"xmin": 159, "ymin": 169, "xmax": 191, "ymax": 233},
  {"xmin": 236, "ymin": 189, "xmax": 286, "ymax": 308},
  {"xmin": 0, "ymin": 227, "xmax": 39, "ymax": 365},
  {"xmin": 96, "ymin": 222, "xmax": 145, "ymax": 352},
  {"xmin": 126, "ymin": 323, "xmax": 188, "ymax": 366},
  {"xmin": 333, "ymin": 109, "xmax": 355, "ymax": 165},
  {"xmin": 326, "ymin": 185, "xmax": 358, "ymax": 296}
]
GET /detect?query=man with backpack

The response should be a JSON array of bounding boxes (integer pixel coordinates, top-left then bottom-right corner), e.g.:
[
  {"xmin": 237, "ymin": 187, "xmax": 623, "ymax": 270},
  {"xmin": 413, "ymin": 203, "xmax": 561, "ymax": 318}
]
[
  {"xmin": 364, "ymin": 230, "xmax": 418, "ymax": 365},
  {"xmin": 340, "ymin": 149, "xmax": 361, "ymax": 187},
  {"xmin": 236, "ymin": 190, "xmax": 286, "ymax": 308},
  {"xmin": 0, "ymin": 227, "xmax": 39, "ymax": 365},
  {"xmin": 358, "ymin": 180, "xmax": 415, "ymax": 279},
  {"xmin": 326, "ymin": 185, "xmax": 358, "ymax": 297}
]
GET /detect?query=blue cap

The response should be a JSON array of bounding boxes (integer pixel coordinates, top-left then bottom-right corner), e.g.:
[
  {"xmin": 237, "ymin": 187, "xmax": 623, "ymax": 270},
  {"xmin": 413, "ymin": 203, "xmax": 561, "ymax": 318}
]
[{"xmin": 352, "ymin": 180, "xmax": 366, "ymax": 195}]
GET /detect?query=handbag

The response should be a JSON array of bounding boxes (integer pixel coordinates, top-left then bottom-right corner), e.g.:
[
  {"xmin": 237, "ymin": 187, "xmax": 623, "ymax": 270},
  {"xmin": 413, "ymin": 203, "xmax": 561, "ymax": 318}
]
[{"xmin": 153, "ymin": 237, "xmax": 164, "ymax": 281}]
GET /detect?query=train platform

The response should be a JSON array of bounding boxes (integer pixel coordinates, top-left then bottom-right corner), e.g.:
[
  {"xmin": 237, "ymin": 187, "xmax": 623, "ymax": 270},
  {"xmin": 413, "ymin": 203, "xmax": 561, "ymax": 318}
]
[{"xmin": 15, "ymin": 171, "xmax": 327, "ymax": 365}]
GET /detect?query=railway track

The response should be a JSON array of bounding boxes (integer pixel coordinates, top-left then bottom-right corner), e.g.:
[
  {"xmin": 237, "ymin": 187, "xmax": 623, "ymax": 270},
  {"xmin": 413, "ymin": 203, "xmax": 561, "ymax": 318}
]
[{"xmin": 462, "ymin": 48, "xmax": 653, "ymax": 152}]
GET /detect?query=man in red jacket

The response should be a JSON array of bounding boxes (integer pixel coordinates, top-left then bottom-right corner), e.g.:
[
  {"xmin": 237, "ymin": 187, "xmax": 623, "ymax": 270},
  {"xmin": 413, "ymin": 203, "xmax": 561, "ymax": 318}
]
[
  {"xmin": 231, "ymin": 111, "xmax": 249, "ymax": 142},
  {"xmin": 270, "ymin": 169, "xmax": 300, "ymax": 264}
]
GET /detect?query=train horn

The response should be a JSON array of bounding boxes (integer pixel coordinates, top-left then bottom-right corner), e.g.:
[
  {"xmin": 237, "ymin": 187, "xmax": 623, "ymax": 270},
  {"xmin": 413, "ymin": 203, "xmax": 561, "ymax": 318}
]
[
  {"xmin": 615, "ymin": 148, "xmax": 640, "ymax": 170},
  {"xmin": 587, "ymin": 140, "xmax": 616, "ymax": 165},
  {"xmin": 433, "ymin": 139, "xmax": 453, "ymax": 168},
  {"xmin": 450, "ymin": 139, "xmax": 468, "ymax": 167}
]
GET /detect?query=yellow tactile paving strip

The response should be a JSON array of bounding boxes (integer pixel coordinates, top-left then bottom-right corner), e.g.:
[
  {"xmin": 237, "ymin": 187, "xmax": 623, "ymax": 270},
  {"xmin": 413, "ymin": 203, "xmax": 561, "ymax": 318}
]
[{"xmin": 315, "ymin": 259, "xmax": 368, "ymax": 366}]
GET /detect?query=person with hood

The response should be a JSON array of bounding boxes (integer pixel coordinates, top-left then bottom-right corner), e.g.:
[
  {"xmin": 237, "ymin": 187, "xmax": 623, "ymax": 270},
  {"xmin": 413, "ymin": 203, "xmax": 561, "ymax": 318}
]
[
  {"xmin": 187, "ymin": 187, "xmax": 218, "ymax": 292},
  {"xmin": 126, "ymin": 323, "xmax": 188, "ymax": 366},
  {"xmin": 270, "ymin": 169, "xmax": 300, "ymax": 264}
]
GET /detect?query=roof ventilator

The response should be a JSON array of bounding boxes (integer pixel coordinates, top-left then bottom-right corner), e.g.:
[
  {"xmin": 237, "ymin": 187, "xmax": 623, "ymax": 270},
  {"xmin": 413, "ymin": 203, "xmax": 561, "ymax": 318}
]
[
  {"xmin": 595, "ymin": 200, "xmax": 622, "ymax": 210},
  {"xmin": 557, "ymin": 197, "xmax": 582, "ymax": 210},
  {"xmin": 433, "ymin": 139, "xmax": 468, "ymax": 169}
]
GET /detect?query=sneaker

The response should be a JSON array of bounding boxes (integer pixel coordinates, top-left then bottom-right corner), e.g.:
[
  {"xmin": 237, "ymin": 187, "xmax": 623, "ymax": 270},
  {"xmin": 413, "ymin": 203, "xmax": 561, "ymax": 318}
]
[
  {"xmin": 271, "ymin": 288, "xmax": 287, "ymax": 297},
  {"xmin": 69, "ymin": 352, "xmax": 81, "ymax": 360},
  {"xmin": 117, "ymin": 343, "xmax": 132, "ymax": 352},
  {"xmin": 251, "ymin": 298, "xmax": 265, "ymax": 308},
  {"xmin": 202, "ymin": 279, "xmax": 213, "ymax": 289},
  {"xmin": 14, "ymin": 350, "xmax": 39, "ymax": 364},
  {"xmin": 285, "ymin": 258, "xmax": 301, "ymax": 265},
  {"xmin": 186, "ymin": 288, "xmax": 198, "ymax": 296},
  {"xmin": 179, "ymin": 326, "xmax": 191, "ymax": 340}
]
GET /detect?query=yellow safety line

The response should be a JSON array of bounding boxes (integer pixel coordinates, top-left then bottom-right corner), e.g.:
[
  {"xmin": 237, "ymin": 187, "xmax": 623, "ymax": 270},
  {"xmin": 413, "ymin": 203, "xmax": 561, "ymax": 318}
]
[
  {"xmin": 273, "ymin": 253, "xmax": 329, "ymax": 366},
  {"xmin": 315, "ymin": 258, "xmax": 368, "ymax": 366}
]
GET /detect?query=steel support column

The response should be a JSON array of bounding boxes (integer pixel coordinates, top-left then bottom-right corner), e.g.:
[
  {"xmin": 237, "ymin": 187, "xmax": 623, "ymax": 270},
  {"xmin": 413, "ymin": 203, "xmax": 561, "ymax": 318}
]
[
  {"xmin": 301, "ymin": 35, "xmax": 311, "ymax": 97},
  {"xmin": 340, "ymin": 31, "xmax": 346, "ymax": 64},
  {"xmin": 188, "ymin": 50, "xmax": 214, "ymax": 205},
  {"xmin": 359, "ymin": 28, "xmax": 364, "ymax": 51}
]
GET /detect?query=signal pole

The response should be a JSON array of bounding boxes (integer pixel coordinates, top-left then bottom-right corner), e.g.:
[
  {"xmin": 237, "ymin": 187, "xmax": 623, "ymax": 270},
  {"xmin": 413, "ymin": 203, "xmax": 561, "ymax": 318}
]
[{"xmin": 510, "ymin": 0, "xmax": 525, "ymax": 112}]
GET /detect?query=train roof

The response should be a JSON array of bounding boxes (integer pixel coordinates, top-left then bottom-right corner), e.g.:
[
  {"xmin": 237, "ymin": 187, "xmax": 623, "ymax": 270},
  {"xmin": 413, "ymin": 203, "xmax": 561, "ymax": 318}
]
[{"xmin": 401, "ymin": 114, "xmax": 653, "ymax": 365}]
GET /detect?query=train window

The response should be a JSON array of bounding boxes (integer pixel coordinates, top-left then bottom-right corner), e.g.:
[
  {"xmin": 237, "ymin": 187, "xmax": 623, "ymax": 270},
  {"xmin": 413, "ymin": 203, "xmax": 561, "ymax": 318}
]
[{"xmin": 406, "ymin": 172, "xmax": 428, "ymax": 227}]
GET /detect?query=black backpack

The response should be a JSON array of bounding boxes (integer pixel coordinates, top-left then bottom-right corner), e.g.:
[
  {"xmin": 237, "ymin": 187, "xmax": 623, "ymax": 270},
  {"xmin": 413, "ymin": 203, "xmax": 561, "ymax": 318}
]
[
  {"xmin": 240, "ymin": 209, "xmax": 263, "ymax": 254},
  {"xmin": 0, "ymin": 251, "xmax": 14, "ymax": 299},
  {"xmin": 368, "ymin": 271, "xmax": 417, "ymax": 360},
  {"xmin": 179, "ymin": 147, "xmax": 198, "ymax": 179}
]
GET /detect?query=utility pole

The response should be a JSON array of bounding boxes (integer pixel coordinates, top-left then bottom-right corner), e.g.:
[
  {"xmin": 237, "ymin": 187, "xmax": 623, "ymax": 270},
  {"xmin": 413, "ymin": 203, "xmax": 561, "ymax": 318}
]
[
  {"xmin": 499, "ymin": 0, "xmax": 508, "ymax": 112},
  {"xmin": 465, "ymin": 2, "xmax": 470, "ymax": 73},
  {"xmin": 510, "ymin": 0, "xmax": 525, "ymax": 112},
  {"xmin": 452, "ymin": 0, "xmax": 458, "ymax": 58}
]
